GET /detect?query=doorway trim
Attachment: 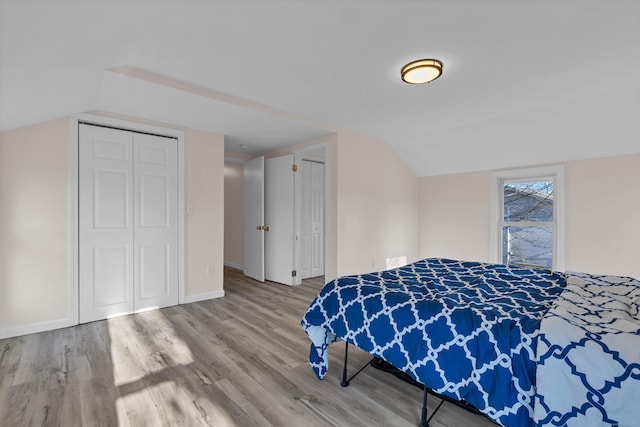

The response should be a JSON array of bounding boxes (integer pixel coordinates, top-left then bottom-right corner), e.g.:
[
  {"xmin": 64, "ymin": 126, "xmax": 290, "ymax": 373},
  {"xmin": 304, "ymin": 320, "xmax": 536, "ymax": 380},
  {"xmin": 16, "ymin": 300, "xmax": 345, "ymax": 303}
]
[{"xmin": 69, "ymin": 113, "xmax": 185, "ymax": 325}]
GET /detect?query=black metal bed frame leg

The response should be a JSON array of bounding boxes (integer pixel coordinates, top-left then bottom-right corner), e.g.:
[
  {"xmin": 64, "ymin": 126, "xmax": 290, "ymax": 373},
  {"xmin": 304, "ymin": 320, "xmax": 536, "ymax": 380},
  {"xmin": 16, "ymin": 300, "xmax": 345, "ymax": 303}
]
[
  {"xmin": 419, "ymin": 385, "xmax": 429, "ymax": 427},
  {"xmin": 341, "ymin": 341, "xmax": 350, "ymax": 387},
  {"xmin": 338, "ymin": 342, "xmax": 446, "ymax": 427}
]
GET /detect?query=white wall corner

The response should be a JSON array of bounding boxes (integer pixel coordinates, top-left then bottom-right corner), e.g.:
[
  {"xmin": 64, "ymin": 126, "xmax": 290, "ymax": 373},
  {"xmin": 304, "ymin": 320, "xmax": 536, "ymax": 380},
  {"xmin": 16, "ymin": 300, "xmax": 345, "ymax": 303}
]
[{"xmin": 224, "ymin": 261, "xmax": 243, "ymax": 270}]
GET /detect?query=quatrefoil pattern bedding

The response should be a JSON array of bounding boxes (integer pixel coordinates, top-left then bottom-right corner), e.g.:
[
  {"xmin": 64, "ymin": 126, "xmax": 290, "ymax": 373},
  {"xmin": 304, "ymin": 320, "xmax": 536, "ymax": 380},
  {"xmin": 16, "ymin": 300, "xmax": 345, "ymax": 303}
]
[
  {"xmin": 301, "ymin": 258, "xmax": 567, "ymax": 427},
  {"xmin": 534, "ymin": 272, "xmax": 640, "ymax": 427}
]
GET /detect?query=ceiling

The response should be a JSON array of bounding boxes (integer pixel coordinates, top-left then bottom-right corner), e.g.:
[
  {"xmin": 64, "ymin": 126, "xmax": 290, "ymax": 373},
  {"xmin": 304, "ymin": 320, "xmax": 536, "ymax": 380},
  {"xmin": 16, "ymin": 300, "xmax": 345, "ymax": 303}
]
[{"xmin": 1, "ymin": 0, "xmax": 639, "ymax": 177}]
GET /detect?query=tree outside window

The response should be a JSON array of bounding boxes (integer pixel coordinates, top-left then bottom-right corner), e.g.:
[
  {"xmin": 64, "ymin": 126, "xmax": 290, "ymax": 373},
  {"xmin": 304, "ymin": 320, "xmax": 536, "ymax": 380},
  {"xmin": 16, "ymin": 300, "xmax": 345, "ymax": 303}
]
[
  {"xmin": 492, "ymin": 166, "xmax": 564, "ymax": 271},
  {"xmin": 501, "ymin": 180, "xmax": 554, "ymax": 269}
]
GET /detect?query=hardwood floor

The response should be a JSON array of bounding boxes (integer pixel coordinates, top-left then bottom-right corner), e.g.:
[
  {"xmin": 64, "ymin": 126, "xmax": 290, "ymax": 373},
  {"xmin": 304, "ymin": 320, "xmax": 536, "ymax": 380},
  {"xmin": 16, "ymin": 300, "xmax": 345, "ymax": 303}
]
[{"xmin": 0, "ymin": 267, "xmax": 498, "ymax": 426}]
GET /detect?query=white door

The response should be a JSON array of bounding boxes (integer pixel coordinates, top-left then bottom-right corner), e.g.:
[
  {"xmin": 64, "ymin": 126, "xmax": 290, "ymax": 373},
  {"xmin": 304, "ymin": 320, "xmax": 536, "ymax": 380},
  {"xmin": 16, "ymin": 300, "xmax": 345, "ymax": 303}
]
[
  {"xmin": 243, "ymin": 156, "xmax": 265, "ymax": 282},
  {"xmin": 79, "ymin": 124, "xmax": 178, "ymax": 323},
  {"xmin": 265, "ymin": 154, "xmax": 296, "ymax": 286},
  {"xmin": 300, "ymin": 160, "xmax": 325, "ymax": 279},
  {"xmin": 133, "ymin": 133, "xmax": 179, "ymax": 312},
  {"xmin": 299, "ymin": 162, "xmax": 312, "ymax": 279},
  {"xmin": 79, "ymin": 125, "xmax": 134, "ymax": 322},
  {"xmin": 310, "ymin": 161, "xmax": 325, "ymax": 277}
]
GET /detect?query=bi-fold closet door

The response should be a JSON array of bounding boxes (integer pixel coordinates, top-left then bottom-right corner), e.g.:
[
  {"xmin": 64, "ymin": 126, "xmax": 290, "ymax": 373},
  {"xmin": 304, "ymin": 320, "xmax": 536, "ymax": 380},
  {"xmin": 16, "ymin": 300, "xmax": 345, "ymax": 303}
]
[{"xmin": 79, "ymin": 123, "xmax": 179, "ymax": 324}]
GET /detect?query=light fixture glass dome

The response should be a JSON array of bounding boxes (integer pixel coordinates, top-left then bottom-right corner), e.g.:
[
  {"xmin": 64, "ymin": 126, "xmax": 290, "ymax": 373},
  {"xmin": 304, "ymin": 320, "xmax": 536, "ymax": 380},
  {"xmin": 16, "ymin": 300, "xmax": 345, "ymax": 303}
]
[{"xmin": 401, "ymin": 59, "xmax": 443, "ymax": 84}]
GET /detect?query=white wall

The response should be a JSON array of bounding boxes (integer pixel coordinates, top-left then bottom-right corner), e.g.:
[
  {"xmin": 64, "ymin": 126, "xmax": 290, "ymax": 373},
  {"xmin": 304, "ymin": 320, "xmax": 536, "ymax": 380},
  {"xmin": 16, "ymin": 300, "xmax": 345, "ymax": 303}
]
[
  {"xmin": 335, "ymin": 131, "xmax": 419, "ymax": 277},
  {"xmin": 0, "ymin": 118, "xmax": 70, "ymax": 334},
  {"xmin": 418, "ymin": 154, "xmax": 640, "ymax": 279},
  {"xmin": 564, "ymin": 154, "xmax": 640, "ymax": 278},
  {"xmin": 418, "ymin": 171, "xmax": 492, "ymax": 263},
  {"xmin": 223, "ymin": 161, "xmax": 244, "ymax": 269},
  {"xmin": 184, "ymin": 128, "xmax": 225, "ymax": 301},
  {"xmin": 0, "ymin": 118, "xmax": 226, "ymax": 338}
]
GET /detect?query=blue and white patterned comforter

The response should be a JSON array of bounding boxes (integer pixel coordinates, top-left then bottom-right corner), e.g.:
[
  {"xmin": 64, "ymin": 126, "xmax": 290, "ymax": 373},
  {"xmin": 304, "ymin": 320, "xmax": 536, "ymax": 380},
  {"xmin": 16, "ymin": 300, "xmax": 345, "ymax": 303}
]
[
  {"xmin": 534, "ymin": 272, "xmax": 640, "ymax": 427},
  {"xmin": 301, "ymin": 258, "xmax": 567, "ymax": 427}
]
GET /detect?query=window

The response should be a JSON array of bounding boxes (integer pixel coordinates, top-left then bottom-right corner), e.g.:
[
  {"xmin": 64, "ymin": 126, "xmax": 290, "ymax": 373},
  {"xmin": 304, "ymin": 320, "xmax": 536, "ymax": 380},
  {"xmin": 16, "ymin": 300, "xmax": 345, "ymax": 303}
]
[{"xmin": 492, "ymin": 166, "xmax": 564, "ymax": 270}]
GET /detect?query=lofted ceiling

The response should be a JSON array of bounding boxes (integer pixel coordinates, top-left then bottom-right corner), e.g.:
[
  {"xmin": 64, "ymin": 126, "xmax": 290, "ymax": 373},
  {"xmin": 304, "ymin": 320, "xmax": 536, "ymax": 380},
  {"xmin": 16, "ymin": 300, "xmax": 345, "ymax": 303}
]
[{"xmin": 1, "ymin": 0, "xmax": 639, "ymax": 177}]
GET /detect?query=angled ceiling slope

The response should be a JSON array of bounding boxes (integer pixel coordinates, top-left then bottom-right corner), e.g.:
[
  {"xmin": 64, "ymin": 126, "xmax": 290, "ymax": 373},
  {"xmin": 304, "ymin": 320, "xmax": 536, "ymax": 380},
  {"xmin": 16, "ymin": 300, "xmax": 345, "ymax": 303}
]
[{"xmin": 98, "ymin": 67, "xmax": 335, "ymax": 155}]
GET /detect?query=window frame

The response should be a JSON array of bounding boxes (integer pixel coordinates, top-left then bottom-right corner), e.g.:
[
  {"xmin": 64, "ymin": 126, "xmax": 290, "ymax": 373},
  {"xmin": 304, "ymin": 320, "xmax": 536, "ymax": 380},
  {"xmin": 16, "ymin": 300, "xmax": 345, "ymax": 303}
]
[{"xmin": 490, "ymin": 165, "xmax": 565, "ymax": 271}]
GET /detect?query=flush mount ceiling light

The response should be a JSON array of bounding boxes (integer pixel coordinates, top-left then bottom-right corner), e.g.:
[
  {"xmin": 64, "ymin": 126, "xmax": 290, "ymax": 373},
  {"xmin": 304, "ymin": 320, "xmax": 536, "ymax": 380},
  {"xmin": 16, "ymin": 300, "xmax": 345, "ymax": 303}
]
[{"xmin": 401, "ymin": 58, "xmax": 443, "ymax": 84}]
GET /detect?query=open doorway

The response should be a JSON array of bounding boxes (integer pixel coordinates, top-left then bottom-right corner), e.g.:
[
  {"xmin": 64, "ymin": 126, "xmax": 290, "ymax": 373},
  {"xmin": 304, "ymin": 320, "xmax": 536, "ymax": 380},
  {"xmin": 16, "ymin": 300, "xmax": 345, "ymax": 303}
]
[{"xmin": 223, "ymin": 143, "xmax": 327, "ymax": 287}]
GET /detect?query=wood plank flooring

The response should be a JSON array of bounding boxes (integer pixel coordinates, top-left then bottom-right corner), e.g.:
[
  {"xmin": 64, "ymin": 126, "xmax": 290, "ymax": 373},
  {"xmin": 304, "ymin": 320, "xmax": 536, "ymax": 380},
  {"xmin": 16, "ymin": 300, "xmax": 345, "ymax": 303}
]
[{"xmin": 0, "ymin": 267, "xmax": 499, "ymax": 426}]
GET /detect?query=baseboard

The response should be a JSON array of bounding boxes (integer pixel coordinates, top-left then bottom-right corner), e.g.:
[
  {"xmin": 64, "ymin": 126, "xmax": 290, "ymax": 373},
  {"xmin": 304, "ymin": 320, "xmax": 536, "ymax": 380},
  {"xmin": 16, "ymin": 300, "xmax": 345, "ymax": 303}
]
[
  {"xmin": 224, "ymin": 261, "xmax": 243, "ymax": 270},
  {"xmin": 183, "ymin": 289, "xmax": 225, "ymax": 304},
  {"xmin": 0, "ymin": 290, "xmax": 227, "ymax": 339},
  {"xmin": 0, "ymin": 317, "xmax": 76, "ymax": 340}
]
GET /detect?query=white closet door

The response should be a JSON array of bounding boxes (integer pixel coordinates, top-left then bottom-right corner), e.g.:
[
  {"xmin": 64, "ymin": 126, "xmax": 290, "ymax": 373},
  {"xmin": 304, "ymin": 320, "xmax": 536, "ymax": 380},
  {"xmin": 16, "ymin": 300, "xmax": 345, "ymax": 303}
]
[
  {"xmin": 133, "ymin": 133, "xmax": 178, "ymax": 312},
  {"xmin": 79, "ymin": 124, "xmax": 179, "ymax": 323},
  {"xmin": 79, "ymin": 125, "xmax": 135, "ymax": 323}
]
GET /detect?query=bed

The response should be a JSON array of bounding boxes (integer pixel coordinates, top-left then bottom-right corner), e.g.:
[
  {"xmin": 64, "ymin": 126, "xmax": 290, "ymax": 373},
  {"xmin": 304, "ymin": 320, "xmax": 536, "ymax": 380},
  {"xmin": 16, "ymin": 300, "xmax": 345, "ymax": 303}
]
[
  {"xmin": 301, "ymin": 258, "xmax": 640, "ymax": 427},
  {"xmin": 534, "ymin": 272, "xmax": 640, "ymax": 427}
]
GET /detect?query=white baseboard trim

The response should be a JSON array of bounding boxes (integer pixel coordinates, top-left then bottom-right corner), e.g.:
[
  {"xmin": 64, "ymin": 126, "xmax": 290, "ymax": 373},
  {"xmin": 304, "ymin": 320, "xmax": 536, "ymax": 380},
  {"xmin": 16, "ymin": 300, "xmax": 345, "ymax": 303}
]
[
  {"xmin": 0, "ymin": 317, "xmax": 76, "ymax": 340},
  {"xmin": 224, "ymin": 261, "xmax": 243, "ymax": 270},
  {"xmin": 183, "ymin": 290, "xmax": 225, "ymax": 304}
]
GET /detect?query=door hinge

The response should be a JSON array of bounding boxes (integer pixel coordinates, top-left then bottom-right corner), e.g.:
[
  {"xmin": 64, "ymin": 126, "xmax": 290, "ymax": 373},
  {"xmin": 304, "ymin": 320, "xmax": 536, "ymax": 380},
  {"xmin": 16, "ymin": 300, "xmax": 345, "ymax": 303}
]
[
  {"xmin": 292, "ymin": 164, "xmax": 298, "ymax": 172},
  {"xmin": 291, "ymin": 270, "xmax": 297, "ymax": 277}
]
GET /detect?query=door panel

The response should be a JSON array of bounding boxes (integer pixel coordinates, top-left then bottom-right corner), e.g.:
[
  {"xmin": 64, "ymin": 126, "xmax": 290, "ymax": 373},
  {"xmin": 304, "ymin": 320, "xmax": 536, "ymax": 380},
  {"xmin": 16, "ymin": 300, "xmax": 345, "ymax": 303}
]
[
  {"xmin": 311, "ymin": 162, "xmax": 325, "ymax": 277},
  {"xmin": 139, "ymin": 174, "xmax": 169, "ymax": 227},
  {"xmin": 94, "ymin": 169, "xmax": 130, "ymax": 228},
  {"xmin": 93, "ymin": 246, "xmax": 130, "ymax": 306},
  {"xmin": 243, "ymin": 157, "xmax": 265, "ymax": 282},
  {"xmin": 133, "ymin": 133, "xmax": 178, "ymax": 311},
  {"xmin": 139, "ymin": 244, "xmax": 170, "ymax": 300},
  {"xmin": 300, "ymin": 160, "xmax": 325, "ymax": 279},
  {"xmin": 265, "ymin": 154, "xmax": 295, "ymax": 286},
  {"xmin": 79, "ymin": 125, "xmax": 134, "ymax": 323},
  {"xmin": 92, "ymin": 138, "xmax": 129, "ymax": 160},
  {"xmin": 299, "ymin": 161, "xmax": 312, "ymax": 279}
]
